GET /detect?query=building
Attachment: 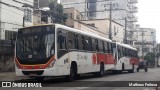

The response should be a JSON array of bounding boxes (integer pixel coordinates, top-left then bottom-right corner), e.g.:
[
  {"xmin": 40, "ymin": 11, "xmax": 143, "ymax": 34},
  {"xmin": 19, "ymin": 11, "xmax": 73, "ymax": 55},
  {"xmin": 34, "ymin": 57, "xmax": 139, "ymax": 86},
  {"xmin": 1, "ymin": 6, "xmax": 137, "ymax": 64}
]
[
  {"xmin": 0, "ymin": 40, "xmax": 14, "ymax": 71},
  {"xmin": 64, "ymin": 7, "xmax": 85, "ymax": 27},
  {"xmin": 33, "ymin": 0, "xmax": 62, "ymax": 25},
  {"xmin": 0, "ymin": 0, "xmax": 33, "ymax": 71},
  {"xmin": 61, "ymin": 0, "xmax": 138, "ymax": 45},
  {"xmin": 64, "ymin": 7, "xmax": 124, "ymax": 43},
  {"xmin": 134, "ymin": 28, "xmax": 156, "ymax": 57},
  {"xmin": 80, "ymin": 19, "xmax": 124, "ymax": 43},
  {"xmin": 0, "ymin": 0, "xmax": 33, "ymax": 40},
  {"xmin": 34, "ymin": 0, "xmax": 57, "ymax": 8}
]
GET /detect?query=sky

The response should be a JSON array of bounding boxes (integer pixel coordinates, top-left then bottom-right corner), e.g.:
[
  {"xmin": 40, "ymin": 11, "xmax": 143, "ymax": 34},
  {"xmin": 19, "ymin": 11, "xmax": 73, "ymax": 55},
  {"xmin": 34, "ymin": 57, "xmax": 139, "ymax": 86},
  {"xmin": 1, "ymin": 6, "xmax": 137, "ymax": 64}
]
[{"xmin": 137, "ymin": 0, "xmax": 160, "ymax": 43}]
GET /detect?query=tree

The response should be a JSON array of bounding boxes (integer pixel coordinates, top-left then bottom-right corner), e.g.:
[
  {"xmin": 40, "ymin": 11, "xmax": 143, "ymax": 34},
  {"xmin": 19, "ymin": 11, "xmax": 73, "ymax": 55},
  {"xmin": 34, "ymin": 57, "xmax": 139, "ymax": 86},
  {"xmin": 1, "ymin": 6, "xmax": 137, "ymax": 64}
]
[
  {"xmin": 49, "ymin": 1, "xmax": 68, "ymax": 24},
  {"xmin": 144, "ymin": 52, "xmax": 155, "ymax": 66}
]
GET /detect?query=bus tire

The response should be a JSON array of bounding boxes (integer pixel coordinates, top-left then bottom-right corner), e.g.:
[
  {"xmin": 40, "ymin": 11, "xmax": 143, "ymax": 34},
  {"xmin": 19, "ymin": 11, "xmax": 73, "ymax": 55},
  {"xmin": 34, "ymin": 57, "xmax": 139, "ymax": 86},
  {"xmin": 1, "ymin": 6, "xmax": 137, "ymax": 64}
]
[
  {"xmin": 98, "ymin": 63, "xmax": 105, "ymax": 77},
  {"xmin": 66, "ymin": 62, "xmax": 77, "ymax": 82},
  {"xmin": 122, "ymin": 63, "xmax": 125, "ymax": 71},
  {"xmin": 128, "ymin": 64, "xmax": 134, "ymax": 73},
  {"xmin": 145, "ymin": 68, "xmax": 148, "ymax": 72},
  {"xmin": 137, "ymin": 68, "xmax": 139, "ymax": 72}
]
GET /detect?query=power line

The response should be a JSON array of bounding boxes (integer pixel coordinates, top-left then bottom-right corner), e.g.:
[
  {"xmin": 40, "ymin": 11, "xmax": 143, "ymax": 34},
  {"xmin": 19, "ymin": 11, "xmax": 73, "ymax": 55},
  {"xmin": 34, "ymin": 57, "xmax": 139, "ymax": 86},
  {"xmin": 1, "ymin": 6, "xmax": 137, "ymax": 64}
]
[
  {"xmin": 62, "ymin": 0, "xmax": 115, "ymax": 5},
  {"xmin": 0, "ymin": 1, "xmax": 23, "ymax": 11},
  {"xmin": 0, "ymin": 1, "xmax": 44, "ymax": 18}
]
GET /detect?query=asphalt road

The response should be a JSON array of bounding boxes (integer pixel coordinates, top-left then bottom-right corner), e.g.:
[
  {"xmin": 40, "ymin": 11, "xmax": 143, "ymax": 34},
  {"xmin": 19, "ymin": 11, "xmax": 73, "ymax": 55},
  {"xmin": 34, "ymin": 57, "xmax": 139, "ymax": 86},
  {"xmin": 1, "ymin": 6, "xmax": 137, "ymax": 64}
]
[{"xmin": 1, "ymin": 68, "xmax": 160, "ymax": 90}]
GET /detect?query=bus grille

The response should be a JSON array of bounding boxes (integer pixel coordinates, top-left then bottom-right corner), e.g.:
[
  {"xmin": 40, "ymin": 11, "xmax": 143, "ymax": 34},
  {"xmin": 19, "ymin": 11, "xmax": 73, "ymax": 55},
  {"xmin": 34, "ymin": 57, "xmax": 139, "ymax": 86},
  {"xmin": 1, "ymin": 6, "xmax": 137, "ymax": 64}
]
[{"xmin": 22, "ymin": 70, "xmax": 44, "ymax": 75}]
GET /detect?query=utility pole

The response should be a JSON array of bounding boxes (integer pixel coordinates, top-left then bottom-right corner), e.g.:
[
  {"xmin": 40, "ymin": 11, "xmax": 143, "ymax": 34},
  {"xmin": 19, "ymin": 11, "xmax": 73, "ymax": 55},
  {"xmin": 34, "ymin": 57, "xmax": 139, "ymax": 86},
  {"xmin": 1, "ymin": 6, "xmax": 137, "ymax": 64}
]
[
  {"xmin": 124, "ymin": 17, "xmax": 127, "ymax": 44},
  {"xmin": 141, "ymin": 31, "xmax": 144, "ymax": 58},
  {"xmin": 139, "ymin": 29, "xmax": 146, "ymax": 58},
  {"xmin": 0, "ymin": 0, "xmax": 1, "ymax": 38},
  {"xmin": 23, "ymin": 17, "xmax": 25, "ymax": 27},
  {"xmin": 109, "ymin": 2, "xmax": 112, "ymax": 40}
]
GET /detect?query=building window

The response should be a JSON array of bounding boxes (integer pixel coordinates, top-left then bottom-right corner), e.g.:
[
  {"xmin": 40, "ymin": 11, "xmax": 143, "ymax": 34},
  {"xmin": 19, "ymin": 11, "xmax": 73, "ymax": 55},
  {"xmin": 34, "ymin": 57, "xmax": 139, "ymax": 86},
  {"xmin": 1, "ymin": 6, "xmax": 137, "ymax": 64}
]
[
  {"xmin": 24, "ymin": 9, "xmax": 32, "ymax": 22},
  {"xmin": 87, "ymin": 23, "xmax": 95, "ymax": 27},
  {"xmin": 34, "ymin": 0, "xmax": 39, "ymax": 8},
  {"xmin": 5, "ymin": 30, "xmax": 17, "ymax": 40},
  {"xmin": 143, "ymin": 48, "xmax": 149, "ymax": 52}
]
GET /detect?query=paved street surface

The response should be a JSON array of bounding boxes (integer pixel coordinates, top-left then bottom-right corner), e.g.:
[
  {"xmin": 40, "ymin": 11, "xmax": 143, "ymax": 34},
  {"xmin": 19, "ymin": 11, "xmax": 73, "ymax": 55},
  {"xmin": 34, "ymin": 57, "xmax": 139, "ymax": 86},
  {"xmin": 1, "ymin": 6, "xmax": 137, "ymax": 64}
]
[{"xmin": 0, "ymin": 68, "xmax": 160, "ymax": 90}]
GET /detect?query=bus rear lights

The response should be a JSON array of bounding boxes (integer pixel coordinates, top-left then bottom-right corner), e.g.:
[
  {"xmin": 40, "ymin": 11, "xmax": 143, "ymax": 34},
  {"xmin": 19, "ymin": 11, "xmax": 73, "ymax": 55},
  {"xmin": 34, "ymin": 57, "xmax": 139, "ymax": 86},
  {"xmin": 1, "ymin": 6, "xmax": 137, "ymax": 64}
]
[{"xmin": 47, "ymin": 60, "xmax": 56, "ymax": 69}]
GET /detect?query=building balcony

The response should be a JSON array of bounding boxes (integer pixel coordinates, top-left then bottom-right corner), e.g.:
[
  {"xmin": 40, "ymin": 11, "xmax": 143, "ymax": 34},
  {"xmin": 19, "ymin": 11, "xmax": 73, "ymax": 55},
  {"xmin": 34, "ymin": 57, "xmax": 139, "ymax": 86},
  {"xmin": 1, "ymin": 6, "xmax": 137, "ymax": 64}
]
[
  {"xmin": 129, "ymin": 0, "xmax": 138, "ymax": 4},
  {"xmin": 129, "ymin": 7, "xmax": 138, "ymax": 13}
]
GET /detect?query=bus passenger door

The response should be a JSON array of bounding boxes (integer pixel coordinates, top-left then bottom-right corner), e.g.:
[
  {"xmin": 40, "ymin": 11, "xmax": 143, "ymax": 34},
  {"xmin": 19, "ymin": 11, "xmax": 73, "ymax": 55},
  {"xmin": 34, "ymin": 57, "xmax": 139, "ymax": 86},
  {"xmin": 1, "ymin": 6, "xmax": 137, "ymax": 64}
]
[{"xmin": 57, "ymin": 30, "xmax": 70, "ymax": 75}]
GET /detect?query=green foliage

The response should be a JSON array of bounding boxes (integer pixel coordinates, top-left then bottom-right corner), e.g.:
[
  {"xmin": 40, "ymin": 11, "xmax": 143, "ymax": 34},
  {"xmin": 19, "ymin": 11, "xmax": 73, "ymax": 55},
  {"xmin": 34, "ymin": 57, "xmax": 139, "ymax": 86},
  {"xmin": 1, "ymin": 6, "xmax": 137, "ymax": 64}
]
[
  {"xmin": 49, "ymin": 1, "xmax": 68, "ymax": 24},
  {"xmin": 144, "ymin": 52, "xmax": 155, "ymax": 62},
  {"xmin": 144, "ymin": 52, "xmax": 155, "ymax": 66}
]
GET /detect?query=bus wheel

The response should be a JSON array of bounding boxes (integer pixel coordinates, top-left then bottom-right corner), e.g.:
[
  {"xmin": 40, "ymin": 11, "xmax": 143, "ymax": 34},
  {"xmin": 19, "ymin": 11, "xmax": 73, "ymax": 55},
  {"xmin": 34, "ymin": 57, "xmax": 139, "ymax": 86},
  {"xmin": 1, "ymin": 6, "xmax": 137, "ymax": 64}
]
[
  {"xmin": 98, "ymin": 63, "xmax": 105, "ymax": 77},
  {"xmin": 128, "ymin": 64, "xmax": 134, "ymax": 73},
  {"xmin": 145, "ymin": 68, "xmax": 148, "ymax": 72},
  {"xmin": 66, "ymin": 62, "xmax": 77, "ymax": 81},
  {"xmin": 122, "ymin": 63, "xmax": 125, "ymax": 71},
  {"xmin": 137, "ymin": 68, "xmax": 139, "ymax": 72}
]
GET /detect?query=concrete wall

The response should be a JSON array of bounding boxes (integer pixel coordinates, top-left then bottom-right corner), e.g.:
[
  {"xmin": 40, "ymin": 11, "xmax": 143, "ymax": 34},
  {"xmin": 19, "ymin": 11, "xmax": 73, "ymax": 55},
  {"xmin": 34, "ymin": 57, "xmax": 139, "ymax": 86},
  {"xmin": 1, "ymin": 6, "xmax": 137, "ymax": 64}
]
[{"xmin": 80, "ymin": 19, "xmax": 124, "ymax": 43}]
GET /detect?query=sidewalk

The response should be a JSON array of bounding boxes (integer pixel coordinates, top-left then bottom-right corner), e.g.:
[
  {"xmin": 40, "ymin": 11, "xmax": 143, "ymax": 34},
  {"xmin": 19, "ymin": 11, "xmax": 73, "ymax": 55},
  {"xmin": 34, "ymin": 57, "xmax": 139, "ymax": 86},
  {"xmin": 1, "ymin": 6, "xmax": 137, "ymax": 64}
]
[{"xmin": 0, "ymin": 72, "xmax": 17, "ymax": 81}]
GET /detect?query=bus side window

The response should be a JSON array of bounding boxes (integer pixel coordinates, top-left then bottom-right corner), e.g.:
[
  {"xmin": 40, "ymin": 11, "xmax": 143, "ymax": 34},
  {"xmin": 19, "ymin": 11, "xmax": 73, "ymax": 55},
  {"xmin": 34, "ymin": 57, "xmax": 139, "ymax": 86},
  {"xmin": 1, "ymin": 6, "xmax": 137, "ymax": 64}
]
[
  {"xmin": 57, "ymin": 29, "xmax": 67, "ymax": 58},
  {"xmin": 108, "ymin": 42, "xmax": 111, "ymax": 53},
  {"xmin": 136, "ymin": 51, "xmax": 138, "ymax": 58},
  {"xmin": 131, "ymin": 50, "xmax": 133, "ymax": 57},
  {"xmin": 68, "ymin": 32, "xmax": 76, "ymax": 50},
  {"xmin": 98, "ymin": 40, "xmax": 104, "ymax": 52},
  {"xmin": 57, "ymin": 30, "xmax": 67, "ymax": 50},
  {"xmin": 84, "ymin": 36, "xmax": 92, "ymax": 51},
  {"xmin": 102, "ymin": 41, "xmax": 105, "ymax": 52},
  {"xmin": 124, "ymin": 48, "xmax": 127, "ymax": 56},
  {"xmin": 127, "ymin": 49, "xmax": 129, "ymax": 56},
  {"xmin": 95, "ymin": 39, "xmax": 99, "ymax": 51},
  {"xmin": 118, "ymin": 46, "xmax": 121, "ymax": 57},
  {"xmin": 78, "ymin": 34, "xmax": 85, "ymax": 50},
  {"xmin": 129, "ymin": 50, "xmax": 132, "ymax": 57},
  {"xmin": 121, "ymin": 47, "xmax": 124, "ymax": 57},
  {"xmin": 92, "ymin": 39, "xmax": 99, "ymax": 52},
  {"xmin": 111, "ymin": 43, "xmax": 113, "ymax": 53},
  {"xmin": 104, "ymin": 42, "xmax": 108, "ymax": 53},
  {"xmin": 74, "ymin": 34, "xmax": 79, "ymax": 49}
]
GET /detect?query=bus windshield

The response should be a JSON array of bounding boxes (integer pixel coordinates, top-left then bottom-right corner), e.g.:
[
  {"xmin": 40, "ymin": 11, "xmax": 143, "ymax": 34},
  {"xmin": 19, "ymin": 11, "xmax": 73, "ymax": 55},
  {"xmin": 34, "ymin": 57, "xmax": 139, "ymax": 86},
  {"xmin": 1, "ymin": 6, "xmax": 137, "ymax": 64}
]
[{"xmin": 16, "ymin": 25, "xmax": 55, "ymax": 64}]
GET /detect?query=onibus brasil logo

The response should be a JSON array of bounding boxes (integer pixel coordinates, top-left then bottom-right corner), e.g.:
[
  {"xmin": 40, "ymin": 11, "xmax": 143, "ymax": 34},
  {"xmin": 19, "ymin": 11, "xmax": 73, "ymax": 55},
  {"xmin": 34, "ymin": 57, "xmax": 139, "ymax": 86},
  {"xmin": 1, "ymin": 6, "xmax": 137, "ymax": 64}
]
[{"xmin": 1, "ymin": 82, "xmax": 42, "ymax": 87}]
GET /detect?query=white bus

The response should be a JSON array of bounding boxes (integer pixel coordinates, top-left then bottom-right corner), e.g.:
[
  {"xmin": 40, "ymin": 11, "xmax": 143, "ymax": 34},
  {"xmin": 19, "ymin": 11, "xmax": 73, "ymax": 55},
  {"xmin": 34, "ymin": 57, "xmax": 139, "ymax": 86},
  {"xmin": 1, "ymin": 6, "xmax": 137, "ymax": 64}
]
[
  {"xmin": 112, "ymin": 42, "xmax": 139, "ymax": 73},
  {"xmin": 15, "ymin": 24, "xmax": 116, "ymax": 81}
]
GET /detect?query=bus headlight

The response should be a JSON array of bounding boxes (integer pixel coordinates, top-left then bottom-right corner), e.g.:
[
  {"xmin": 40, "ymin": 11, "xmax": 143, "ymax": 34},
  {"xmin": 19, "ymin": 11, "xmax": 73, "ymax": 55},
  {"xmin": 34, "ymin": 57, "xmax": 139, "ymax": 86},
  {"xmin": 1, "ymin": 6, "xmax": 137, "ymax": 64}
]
[{"xmin": 47, "ymin": 60, "xmax": 56, "ymax": 69}]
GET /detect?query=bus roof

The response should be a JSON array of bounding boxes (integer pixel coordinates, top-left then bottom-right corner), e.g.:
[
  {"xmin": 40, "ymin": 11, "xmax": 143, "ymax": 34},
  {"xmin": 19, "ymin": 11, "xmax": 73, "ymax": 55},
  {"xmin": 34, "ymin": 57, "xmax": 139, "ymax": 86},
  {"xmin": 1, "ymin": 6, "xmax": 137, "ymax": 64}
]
[
  {"xmin": 19, "ymin": 23, "xmax": 112, "ymax": 42},
  {"xmin": 55, "ymin": 24, "xmax": 112, "ymax": 42},
  {"xmin": 115, "ymin": 42, "xmax": 137, "ymax": 51}
]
